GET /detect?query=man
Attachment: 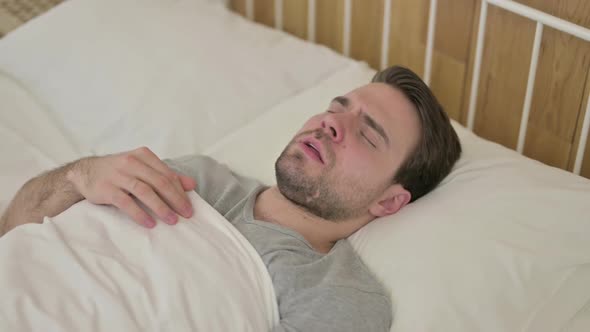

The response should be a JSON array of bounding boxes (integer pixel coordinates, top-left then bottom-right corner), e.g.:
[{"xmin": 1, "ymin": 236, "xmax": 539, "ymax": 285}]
[{"xmin": 0, "ymin": 66, "xmax": 461, "ymax": 331}]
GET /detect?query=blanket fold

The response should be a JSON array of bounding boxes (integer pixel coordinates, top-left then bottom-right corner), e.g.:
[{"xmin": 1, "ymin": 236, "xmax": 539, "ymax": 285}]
[{"xmin": 0, "ymin": 191, "xmax": 279, "ymax": 331}]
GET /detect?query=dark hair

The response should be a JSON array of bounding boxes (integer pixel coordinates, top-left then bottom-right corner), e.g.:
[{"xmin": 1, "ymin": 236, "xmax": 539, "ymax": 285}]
[{"xmin": 372, "ymin": 65, "xmax": 461, "ymax": 202}]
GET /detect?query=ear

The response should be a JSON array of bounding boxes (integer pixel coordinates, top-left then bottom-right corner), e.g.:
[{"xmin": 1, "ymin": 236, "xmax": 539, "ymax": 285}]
[{"xmin": 368, "ymin": 184, "xmax": 411, "ymax": 218}]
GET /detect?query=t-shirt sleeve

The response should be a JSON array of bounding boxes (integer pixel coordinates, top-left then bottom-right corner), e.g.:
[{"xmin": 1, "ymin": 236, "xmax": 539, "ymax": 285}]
[
  {"xmin": 163, "ymin": 154, "xmax": 261, "ymax": 217},
  {"xmin": 270, "ymin": 287, "xmax": 392, "ymax": 332}
]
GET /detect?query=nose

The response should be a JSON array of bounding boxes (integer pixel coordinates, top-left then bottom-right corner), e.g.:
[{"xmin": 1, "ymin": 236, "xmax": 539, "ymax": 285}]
[{"xmin": 321, "ymin": 113, "xmax": 345, "ymax": 143}]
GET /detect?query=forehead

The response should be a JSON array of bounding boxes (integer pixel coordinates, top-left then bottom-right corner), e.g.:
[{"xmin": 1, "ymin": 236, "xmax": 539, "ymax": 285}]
[{"xmin": 342, "ymin": 82, "xmax": 421, "ymax": 157}]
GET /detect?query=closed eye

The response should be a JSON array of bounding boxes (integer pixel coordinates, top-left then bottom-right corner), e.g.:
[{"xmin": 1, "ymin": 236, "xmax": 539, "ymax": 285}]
[{"xmin": 361, "ymin": 131, "xmax": 376, "ymax": 148}]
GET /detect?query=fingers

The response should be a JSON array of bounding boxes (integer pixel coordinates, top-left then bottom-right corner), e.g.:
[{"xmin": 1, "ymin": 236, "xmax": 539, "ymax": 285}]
[
  {"xmin": 110, "ymin": 186, "xmax": 156, "ymax": 228},
  {"xmin": 132, "ymin": 148, "xmax": 195, "ymax": 216},
  {"xmin": 178, "ymin": 174, "xmax": 197, "ymax": 191},
  {"xmin": 117, "ymin": 163, "xmax": 184, "ymax": 225}
]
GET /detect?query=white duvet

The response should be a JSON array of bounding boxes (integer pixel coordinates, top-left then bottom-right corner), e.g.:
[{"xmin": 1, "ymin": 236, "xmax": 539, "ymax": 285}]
[{"xmin": 0, "ymin": 192, "xmax": 279, "ymax": 331}]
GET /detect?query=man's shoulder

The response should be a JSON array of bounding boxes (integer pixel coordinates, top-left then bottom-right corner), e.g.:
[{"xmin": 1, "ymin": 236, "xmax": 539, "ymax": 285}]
[
  {"xmin": 269, "ymin": 238, "xmax": 391, "ymax": 302},
  {"xmin": 313, "ymin": 241, "xmax": 393, "ymax": 329},
  {"xmin": 163, "ymin": 154, "xmax": 218, "ymax": 171},
  {"xmin": 275, "ymin": 241, "xmax": 393, "ymax": 331},
  {"xmin": 164, "ymin": 154, "xmax": 258, "ymax": 185},
  {"xmin": 328, "ymin": 240, "xmax": 391, "ymax": 295},
  {"xmin": 164, "ymin": 154, "xmax": 263, "ymax": 215}
]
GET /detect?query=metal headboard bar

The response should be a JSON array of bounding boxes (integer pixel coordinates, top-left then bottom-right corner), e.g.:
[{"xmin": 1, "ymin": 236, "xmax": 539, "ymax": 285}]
[
  {"xmin": 575, "ymin": 86, "xmax": 590, "ymax": 174},
  {"xmin": 516, "ymin": 21, "xmax": 543, "ymax": 154},
  {"xmin": 308, "ymin": 0, "xmax": 316, "ymax": 42},
  {"xmin": 342, "ymin": 0, "xmax": 352, "ymax": 56},
  {"xmin": 463, "ymin": 0, "xmax": 590, "ymax": 174},
  {"xmin": 274, "ymin": 0, "xmax": 283, "ymax": 30},
  {"xmin": 245, "ymin": 0, "xmax": 254, "ymax": 20},
  {"xmin": 423, "ymin": 0, "xmax": 438, "ymax": 86},
  {"xmin": 380, "ymin": 0, "xmax": 392, "ymax": 70}
]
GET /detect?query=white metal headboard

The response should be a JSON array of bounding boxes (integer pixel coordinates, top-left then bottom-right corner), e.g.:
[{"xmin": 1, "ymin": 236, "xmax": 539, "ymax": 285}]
[
  {"xmin": 465, "ymin": 0, "xmax": 590, "ymax": 175},
  {"xmin": 246, "ymin": 0, "xmax": 590, "ymax": 175}
]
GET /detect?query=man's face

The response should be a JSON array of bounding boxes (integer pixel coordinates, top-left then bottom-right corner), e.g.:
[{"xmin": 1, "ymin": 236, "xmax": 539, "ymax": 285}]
[{"xmin": 275, "ymin": 83, "xmax": 421, "ymax": 221}]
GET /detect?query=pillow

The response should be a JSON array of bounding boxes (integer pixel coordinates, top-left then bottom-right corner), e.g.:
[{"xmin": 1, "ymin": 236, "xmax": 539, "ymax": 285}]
[
  {"xmin": 206, "ymin": 63, "xmax": 590, "ymax": 332},
  {"xmin": 0, "ymin": 0, "xmax": 354, "ymax": 158}
]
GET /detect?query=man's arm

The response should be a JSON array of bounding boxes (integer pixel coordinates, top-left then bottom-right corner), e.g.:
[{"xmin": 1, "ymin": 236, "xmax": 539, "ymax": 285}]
[
  {"xmin": 0, "ymin": 161, "xmax": 83, "ymax": 237},
  {"xmin": 0, "ymin": 147, "xmax": 197, "ymax": 238}
]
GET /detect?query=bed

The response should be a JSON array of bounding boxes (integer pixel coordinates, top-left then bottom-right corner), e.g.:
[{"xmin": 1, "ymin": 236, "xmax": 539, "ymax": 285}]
[{"xmin": 0, "ymin": 0, "xmax": 589, "ymax": 331}]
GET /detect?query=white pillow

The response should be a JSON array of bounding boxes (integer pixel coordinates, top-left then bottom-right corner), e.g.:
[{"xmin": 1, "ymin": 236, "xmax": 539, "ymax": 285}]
[
  {"xmin": 206, "ymin": 63, "xmax": 590, "ymax": 332},
  {"xmin": 0, "ymin": 0, "xmax": 354, "ymax": 158}
]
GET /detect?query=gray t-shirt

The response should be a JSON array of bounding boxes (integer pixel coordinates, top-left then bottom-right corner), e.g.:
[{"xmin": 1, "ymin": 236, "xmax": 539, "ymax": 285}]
[{"xmin": 165, "ymin": 155, "xmax": 392, "ymax": 332}]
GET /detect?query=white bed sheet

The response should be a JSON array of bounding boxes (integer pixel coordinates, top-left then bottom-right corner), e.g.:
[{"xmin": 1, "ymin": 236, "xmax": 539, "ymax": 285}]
[
  {"xmin": 0, "ymin": 191, "xmax": 278, "ymax": 331},
  {"xmin": 1, "ymin": 0, "xmax": 589, "ymax": 331}
]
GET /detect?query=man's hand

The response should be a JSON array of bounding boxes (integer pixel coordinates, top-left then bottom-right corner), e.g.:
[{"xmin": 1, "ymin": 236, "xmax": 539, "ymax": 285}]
[{"xmin": 68, "ymin": 147, "xmax": 196, "ymax": 228}]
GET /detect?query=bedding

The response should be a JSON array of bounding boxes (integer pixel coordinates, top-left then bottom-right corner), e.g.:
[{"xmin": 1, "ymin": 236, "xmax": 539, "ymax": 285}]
[
  {"xmin": 0, "ymin": 191, "xmax": 279, "ymax": 331},
  {"xmin": 0, "ymin": 0, "xmax": 589, "ymax": 331},
  {"xmin": 0, "ymin": 0, "xmax": 353, "ymax": 159}
]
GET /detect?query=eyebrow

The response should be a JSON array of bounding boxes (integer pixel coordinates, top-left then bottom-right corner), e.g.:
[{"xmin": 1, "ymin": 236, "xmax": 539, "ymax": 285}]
[
  {"xmin": 331, "ymin": 95, "xmax": 391, "ymax": 147},
  {"xmin": 332, "ymin": 96, "xmax": 350, "ymax": 108}
]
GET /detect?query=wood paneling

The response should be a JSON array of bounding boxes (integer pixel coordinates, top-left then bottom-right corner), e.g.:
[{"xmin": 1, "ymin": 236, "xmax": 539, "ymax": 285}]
[
  {"xmin": 523, "ymin": 26, "xmax": 590, "ymax": 169},
  {"xmin": 387, "ymin": 0, "xmax": 429, "ymax": 77},
  {"xmin": 434, "ymin": 0, "xmax": 477, "ymax": 63},
  {"xmin": 571, "ymin": 69, "xmax": 590, "ymax": 177},
  {"xmin": 283, "ymin": 0, "xmax": 308, "ymax": 40},
  {"xmin": 430, "ymin": 52, "xmax": 468, "ymax": 121},
  {"xmin": 458, "ymin": 0, "xmax": 590, "ymax": 172},
  {"xmin": 349, "ymin": 0, "xmax": 383, "ymax": 70},
  {"xmin": 384, "ymin": 0, "xmax": 476, "ymax": 121},
  {"xmin": 254, "ymin": 0, "xmax": 275, "ymax": 27},
  {"xmin": 229, "ymin": 0, "xmax": 247, "ymax": 16},
  {"xmin": 430, "ymin": 0, "xmax": 477, "ymax": 121},
  {"xmin": 315, "ymin": 0, "xmax": 344, "ymax": 53},
  {"xmin": 472, "ymin": 6, "xmax": 537, "ymax": 150}
]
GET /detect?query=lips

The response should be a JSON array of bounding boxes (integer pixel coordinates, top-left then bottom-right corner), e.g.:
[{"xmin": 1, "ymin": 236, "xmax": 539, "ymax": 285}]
[{"xmin": 299, "ymin": 138, "xmax": 324, "ymax": 163}]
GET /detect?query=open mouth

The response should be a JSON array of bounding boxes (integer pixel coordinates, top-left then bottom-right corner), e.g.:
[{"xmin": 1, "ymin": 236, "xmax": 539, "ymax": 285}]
[{"xmin": 300, "ymin": 141, "xmax": 324, "ymax": 163}]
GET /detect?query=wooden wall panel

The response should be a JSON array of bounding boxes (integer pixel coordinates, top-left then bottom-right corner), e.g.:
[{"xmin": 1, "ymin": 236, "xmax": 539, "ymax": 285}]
[
  {"xmin": 349, "ymin": 0, "xmax": 383, "ymax": 70},
  {"xmin": 229, "ymin": 0, "xmax": 247, "ymax": 16},
  {"xmin": 283, "ymin": 0, "xmax": 308, "ymax": 40},
  {"xmin": 430, "ymin": 53, "xmax": 468, "ymax": 121},
  {"xmin": 429, "ymin": 0, "xmax": 477, "ymax": 121},
  {"xmin": 517, "ymin": 0, "xmax": 590, "ymax": 171},
  {"xmin": 458, "ymin": 0, "xmax": 590, "ymax": 171},
  {"xmin": 254, "ymin": 0, "xmax": 275, "ymax": 27},
  {"xmin": 571, "ymin": 70, "xmax": 590, "ymax": 177},
  {"xmin": 472, "ymin": 6, "xmax": 536, "ymax": 150},
  {"xmin": 315, "ymin": 0, "xmax": 344, "ymax": 53},
  {"xmin": 387, "ymin": 0, "xmax": 429, "ymax": 77},
  {"xmin": 523, "ymin": 27, "xmax": 590, "ymax": 169}
]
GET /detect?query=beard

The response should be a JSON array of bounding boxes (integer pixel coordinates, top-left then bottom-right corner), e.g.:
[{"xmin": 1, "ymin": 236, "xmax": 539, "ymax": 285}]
[{"xmin": 274, "ymin": 130, "xmax": 379, "ymax": 221}]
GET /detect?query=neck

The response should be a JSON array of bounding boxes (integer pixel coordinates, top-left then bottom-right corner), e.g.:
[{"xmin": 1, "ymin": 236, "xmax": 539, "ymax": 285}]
[{"xmin": 253, "ymin": 186, "xmax": 372, "ymax": 254}]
